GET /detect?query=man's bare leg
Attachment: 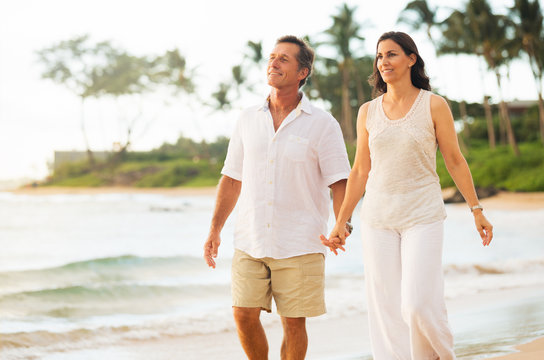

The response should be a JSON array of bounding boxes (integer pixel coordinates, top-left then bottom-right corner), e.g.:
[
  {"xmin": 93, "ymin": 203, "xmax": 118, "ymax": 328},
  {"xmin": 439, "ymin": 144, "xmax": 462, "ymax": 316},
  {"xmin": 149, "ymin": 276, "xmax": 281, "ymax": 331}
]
[
  {"xmin": 233, "ymin": 307, "xmax": 268, "ymax": 359},
  {"xmin": 280, "ymin": 317, "xmax": 307, "ymax": 360}
]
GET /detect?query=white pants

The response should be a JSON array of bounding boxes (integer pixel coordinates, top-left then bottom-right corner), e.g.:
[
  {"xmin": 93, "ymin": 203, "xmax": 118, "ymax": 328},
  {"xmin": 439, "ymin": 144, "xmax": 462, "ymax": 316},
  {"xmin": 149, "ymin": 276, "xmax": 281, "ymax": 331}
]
[{"xmin": 361, "ymin": 220, "xmax": 455, "ymax": 360}]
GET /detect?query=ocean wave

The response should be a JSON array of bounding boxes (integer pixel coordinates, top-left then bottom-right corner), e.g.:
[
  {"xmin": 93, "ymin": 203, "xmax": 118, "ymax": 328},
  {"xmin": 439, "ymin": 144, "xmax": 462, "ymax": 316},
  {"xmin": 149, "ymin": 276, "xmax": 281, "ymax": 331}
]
[
  {"xmin": 0, "ymin": 254, "xmax": 232, "ymax": 320},
  {"xmin": 0, "ymin": 309, "xmax": 237, "ymax": 357},
  {"xmin": 443, "ymin": 258, "xmax": 544, "ymax": 299},
  {"xmin": 444, "ymin": 257, "xmax": 544, "ymax": 276},
  {"xmin": 0, "ymin": 254, "xmax": 218, "ymax": 296},
  {"xmin": 1, "ymin": 254, "xmax": 200, "ymax": 274},
  {"xmin": 0, "ymin": 281, "xmax": 230, "ymax": 319}
]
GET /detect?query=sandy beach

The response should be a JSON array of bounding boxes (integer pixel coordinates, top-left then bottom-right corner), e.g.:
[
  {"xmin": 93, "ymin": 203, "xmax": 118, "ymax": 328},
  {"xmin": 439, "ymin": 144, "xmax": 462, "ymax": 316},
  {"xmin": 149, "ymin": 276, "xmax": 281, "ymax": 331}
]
[
  {"xmin": 488, "ymin": 337, "xmax": 544, "ymax": 360},
  {"xmin": 3, "ymin": 186, "xmax": 543, "ymax": 359},
  {"xmin": 34, "ymin": 285, "xmax": 544, "ymax": 360}
]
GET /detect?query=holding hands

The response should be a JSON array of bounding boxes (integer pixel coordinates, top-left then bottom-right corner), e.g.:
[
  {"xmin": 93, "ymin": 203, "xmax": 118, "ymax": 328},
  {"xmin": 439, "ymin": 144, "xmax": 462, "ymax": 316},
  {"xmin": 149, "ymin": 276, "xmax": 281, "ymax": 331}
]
[{"xmin": 320, "ymin": 222, "xmax": 352, "ymax": 255}]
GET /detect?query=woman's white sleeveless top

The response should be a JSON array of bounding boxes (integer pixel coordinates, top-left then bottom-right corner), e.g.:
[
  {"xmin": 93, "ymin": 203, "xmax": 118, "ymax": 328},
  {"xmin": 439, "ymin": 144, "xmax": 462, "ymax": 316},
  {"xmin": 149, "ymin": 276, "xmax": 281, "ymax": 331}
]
[{"xmin": 361, "ymin": 89, "xmax": 446, "ymax": 229}]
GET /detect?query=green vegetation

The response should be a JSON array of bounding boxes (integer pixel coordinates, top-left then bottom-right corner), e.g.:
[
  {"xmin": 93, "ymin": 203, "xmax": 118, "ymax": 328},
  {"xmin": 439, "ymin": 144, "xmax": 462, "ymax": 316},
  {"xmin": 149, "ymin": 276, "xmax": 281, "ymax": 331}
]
[
  {"xmin": 46, "ymin": 137, "xmax": 228, "ymax": 188},
  {"xmin": 437, "ymin": 142, "xmax": 544, "ymax": 192},
  {"xmin": 46, "ymin": 134, "xmax": 544, "ymax": 191},
  {"xmin": 39, "ymin": 1, "xmax": 544, "ymax": 191}
]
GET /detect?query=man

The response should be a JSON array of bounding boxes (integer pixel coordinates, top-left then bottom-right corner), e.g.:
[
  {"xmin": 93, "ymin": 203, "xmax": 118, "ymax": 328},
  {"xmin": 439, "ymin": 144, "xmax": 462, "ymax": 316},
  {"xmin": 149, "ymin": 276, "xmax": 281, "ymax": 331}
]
[{"xmin": 203, "ymin": 35, "xmax": 351, "ymax": 360}]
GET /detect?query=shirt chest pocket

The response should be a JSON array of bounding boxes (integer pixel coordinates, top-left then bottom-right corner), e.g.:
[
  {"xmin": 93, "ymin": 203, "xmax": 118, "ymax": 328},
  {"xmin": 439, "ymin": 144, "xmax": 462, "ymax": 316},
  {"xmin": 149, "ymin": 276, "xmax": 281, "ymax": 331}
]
[{"xmin": 284, "ymin": 134, "xmax": 309, "ymax": 162}]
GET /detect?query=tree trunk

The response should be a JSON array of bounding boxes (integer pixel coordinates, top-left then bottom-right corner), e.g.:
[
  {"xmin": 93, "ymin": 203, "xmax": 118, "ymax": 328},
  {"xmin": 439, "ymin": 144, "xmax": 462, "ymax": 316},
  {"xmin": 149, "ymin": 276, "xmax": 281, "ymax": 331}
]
[
  {"xmin": 483, "ymin": 96, "xmax": 496, "ymax": 149},
  {"xmin": 538, "ymin": 92, "xmax": 544, "ymax": 144},
  {"xmin": 498, "ymin": 100, "xmax": 520, "ymax": 156},
  {"xmin": 80, "ymin": 96, "xmax": 94, "ymax": 164},
  {"xmin": 459, "ymin": 100, "xmax": 470, "ymax": 140},
  {"xmin": 351, "ymin": 61, "xmax": 365, "ymax": 103},
  {"xmin": 494, "ymin": 72, "xmax": 520, "ymax": 156},
  {"xmin": 526, "ymin": 47, "xmax": 544, "ymax": 144},
  {"xmin": 498, "ymin": 108, "xmax": 507, "ymax": 145},
  {"xmin": 341, "ymin": 64, "xmax": 355, "ymax": 142}
]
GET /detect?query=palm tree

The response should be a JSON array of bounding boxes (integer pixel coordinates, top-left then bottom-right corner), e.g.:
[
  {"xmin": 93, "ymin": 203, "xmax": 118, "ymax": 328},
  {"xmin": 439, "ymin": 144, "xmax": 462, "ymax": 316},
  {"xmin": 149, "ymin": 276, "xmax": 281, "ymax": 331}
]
[
  {"xmin": 439, "ymin": 0, "xmax": 520, "ymax": 155},
  {"xmin": 399, "ymin": 1, "xmax": 475, "ymax": 147},
  {"xmin": 231, "ymin": 65, "xmax": 246, "ymax": 96},
  {"xmin": 245, "ymin": 40, "xmax": 264, "ymax": 66},
  {"xmin": 208, "ymin": 40, "xmax": 263, "ymax": 111},
  {"xmin": 210, "ymin": 82, "xmax": 232, "ymax": 111},
  {"xmin": 322, "ymin": 3, "xmax": 366, "ymax": 142},
  {"xmin": 469, "ymin": 0, "xmax": 520, "ymax": 155},
  {"xmin": 398, "ymin": 0, "xmax": 438, "ymax": 49},
  {"xmin": 510, "ymin": 0, "xmax": 544, "ymax": 144}
]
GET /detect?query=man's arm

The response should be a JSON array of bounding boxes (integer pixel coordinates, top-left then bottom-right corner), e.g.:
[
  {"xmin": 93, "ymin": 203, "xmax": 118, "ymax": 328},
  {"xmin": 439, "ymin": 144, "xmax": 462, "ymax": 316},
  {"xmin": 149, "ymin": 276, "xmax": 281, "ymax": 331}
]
[
  {"xmin": 330, "ymin": 179, "xmax": 347, "ymax": 220},
  {"xmin": 204, "ymin": 175, "xmax": 242, "ymax": 268},
  {"xmin": 326, "ymin": 179, "xmax": 349, "ymax": 254}
]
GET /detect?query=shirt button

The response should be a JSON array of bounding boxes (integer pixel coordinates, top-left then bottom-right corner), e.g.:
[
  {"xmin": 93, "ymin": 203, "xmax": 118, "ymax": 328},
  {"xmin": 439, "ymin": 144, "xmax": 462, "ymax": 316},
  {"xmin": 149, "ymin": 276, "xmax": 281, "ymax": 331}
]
[
  {"xmin": 270, "ymin": 159, "xmax": 274, "ymax": 164},
  {"xmin": 267, "ymin": 224, "xmax": 271, "ymax": 228}
]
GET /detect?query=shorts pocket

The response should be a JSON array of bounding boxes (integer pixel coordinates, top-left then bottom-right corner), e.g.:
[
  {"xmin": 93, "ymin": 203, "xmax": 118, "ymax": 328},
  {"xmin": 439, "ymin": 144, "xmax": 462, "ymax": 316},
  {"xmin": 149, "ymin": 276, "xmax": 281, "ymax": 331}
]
[
  {"xmin": 301, "ymin": 255, "xmax": 325, "ymax": 316},
  {"xmin": 301, "ymin": 254, "xmax": 324, "ymax": 276}
]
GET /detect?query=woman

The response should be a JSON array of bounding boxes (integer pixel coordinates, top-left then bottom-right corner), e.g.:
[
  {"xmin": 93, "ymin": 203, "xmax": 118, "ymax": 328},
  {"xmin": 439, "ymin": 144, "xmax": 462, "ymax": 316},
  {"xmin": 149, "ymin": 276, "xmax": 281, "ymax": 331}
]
[{"xmin": 321, "ymin": 31, "xmax": 493, "ymax": 359}]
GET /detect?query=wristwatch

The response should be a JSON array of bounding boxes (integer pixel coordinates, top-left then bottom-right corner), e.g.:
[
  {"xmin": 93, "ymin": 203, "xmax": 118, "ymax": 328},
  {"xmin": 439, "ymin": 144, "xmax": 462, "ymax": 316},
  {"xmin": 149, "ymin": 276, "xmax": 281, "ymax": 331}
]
[
  {"xmin": 345, "ymin": 221, "xmax": 353, "ymax": 234},
  {"xmin": 470, "ymin": 204, "xmax": 483, "ymax": 212}
]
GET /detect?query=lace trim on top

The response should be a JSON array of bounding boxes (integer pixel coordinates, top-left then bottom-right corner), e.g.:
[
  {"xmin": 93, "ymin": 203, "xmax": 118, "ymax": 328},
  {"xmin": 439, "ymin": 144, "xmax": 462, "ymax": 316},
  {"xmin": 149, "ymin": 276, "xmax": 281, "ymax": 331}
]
[{"xmin": 378, "ymin": 88, "xmax": 424, "ymax": 124}]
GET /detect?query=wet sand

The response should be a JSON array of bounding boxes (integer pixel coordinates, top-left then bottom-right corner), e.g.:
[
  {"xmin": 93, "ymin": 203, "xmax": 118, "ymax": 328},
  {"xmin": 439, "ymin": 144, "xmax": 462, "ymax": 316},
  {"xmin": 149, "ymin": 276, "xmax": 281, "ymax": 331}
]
[{"xmin": 487, "ymin": 337, "xmax": 544, "ymax": 360}]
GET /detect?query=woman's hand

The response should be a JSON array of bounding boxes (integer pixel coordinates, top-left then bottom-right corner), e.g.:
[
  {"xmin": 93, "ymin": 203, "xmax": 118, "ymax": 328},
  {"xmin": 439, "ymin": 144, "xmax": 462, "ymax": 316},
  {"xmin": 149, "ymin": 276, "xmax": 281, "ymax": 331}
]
[
  {"xmin": 320, "ymin": 222, "xmax": 351, "ymax": 255},
  {"xmin": 474, "ymin": 211, "xmax": 493, "ymax": 246}
]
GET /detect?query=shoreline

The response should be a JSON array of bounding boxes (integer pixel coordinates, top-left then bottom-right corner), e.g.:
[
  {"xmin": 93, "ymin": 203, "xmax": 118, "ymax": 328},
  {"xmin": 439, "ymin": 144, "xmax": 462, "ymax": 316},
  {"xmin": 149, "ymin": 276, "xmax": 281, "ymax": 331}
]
[
  {"xmin": 487, "ymin": 337, "xmax": 544, "ymax": 360},
  {"xmin": 33, "ymin": 285, "xmax": 544, "ymax": 360},
  {"xmin": 6, "ymin": 186, "xmax": 544, "ymax": 210},
  {"xmin": 6, "ymin": 185, "xmax": 218, "ymax": 197}
]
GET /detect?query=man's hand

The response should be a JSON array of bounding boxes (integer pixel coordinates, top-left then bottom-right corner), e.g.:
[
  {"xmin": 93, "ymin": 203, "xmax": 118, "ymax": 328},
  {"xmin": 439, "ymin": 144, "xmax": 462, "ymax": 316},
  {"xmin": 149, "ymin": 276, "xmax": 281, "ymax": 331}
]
[
  {"xmin": 204, "ymin": 232, "xmax": 221, "ymax": 268},
  {"xmin": 320, "ymin": 222, "xmax": 351, "ymax": 255},
  {"xmin": 320, "ymin": 234, "xmax": 346, "ymax": 255}
]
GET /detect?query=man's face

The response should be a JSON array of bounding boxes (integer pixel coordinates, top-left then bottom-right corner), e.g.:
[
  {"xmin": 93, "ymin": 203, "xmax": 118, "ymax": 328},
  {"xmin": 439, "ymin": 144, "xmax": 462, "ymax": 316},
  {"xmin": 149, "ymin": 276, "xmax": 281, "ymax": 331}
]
[{"xmin": 267, "ymin": 42, "xmax": 307, "ymax": 90}]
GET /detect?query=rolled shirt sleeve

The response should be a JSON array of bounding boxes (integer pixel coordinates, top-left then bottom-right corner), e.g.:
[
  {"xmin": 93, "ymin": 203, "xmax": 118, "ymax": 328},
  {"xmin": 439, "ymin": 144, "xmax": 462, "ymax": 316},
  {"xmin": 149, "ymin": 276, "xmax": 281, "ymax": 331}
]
[
  {"xmin": 318, "ymin": 118, "xmax": 351, "ymax": 186},
  {"xmin": 221, "ymin": 115, "xmax": 244, "ymax": 181}
]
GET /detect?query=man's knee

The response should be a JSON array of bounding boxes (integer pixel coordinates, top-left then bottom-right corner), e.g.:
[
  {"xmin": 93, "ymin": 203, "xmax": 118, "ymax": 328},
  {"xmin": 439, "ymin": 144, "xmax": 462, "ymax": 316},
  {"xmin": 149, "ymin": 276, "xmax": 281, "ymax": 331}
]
[
  {"xmin": 282, "ymin": 317, "xmax": 306, "ymax": 333},
  {"xmin": 233, "ymin": 307, "xmax": 261, "ymax": 326}
]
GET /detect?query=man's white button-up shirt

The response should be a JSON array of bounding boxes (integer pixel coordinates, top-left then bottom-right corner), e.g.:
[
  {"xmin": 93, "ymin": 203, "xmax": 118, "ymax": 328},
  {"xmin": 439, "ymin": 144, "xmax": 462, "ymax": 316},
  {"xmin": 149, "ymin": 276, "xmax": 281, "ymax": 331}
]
[{"xmin": 221, "ymin": 93, "xmax": 351, "ymax": 259}]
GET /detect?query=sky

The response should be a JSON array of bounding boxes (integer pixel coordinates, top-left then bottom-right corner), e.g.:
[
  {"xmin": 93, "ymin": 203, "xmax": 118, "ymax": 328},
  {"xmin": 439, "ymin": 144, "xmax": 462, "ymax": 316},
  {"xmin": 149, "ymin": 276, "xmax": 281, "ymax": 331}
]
[{"xmin": 0, "ymin": 0, "xmax": 539, "ymax": 182}]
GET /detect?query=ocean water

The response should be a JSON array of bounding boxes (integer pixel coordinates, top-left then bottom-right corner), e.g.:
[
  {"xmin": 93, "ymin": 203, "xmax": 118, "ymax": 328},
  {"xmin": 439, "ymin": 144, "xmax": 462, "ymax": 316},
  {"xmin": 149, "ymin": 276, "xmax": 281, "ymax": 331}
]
[{"xmin": 0, "ymin": 192, "xmax": 543, "ymax": 359}]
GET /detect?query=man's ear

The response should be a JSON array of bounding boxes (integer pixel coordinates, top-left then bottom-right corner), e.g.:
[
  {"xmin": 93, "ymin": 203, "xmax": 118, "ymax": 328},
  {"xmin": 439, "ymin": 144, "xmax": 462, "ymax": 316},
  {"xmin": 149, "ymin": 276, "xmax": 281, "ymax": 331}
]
[{"xmin": 298, "ymin": 67, "xmax": 309, "ymax": 80}]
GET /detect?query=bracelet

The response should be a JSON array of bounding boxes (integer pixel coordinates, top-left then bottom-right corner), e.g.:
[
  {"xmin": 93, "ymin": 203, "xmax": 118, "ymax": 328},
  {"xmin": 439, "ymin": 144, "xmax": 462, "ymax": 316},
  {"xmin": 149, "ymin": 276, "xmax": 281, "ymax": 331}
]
[
  {"xmin": 345, "ymin": 221, "xmax": 353, "ymax": 234},
  {"xmin": 470, "ymin": 204, "xmax": 483, "ymax": 212}
]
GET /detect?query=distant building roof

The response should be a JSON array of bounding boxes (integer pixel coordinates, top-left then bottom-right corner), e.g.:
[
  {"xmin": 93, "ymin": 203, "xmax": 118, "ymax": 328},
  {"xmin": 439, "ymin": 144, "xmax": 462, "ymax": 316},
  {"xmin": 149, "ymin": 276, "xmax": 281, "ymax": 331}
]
[
  {"xmin": 507, "ymin": 100, "xmax": 538, "ymax": 114},
  {"xmin": 54, "ymin": 151, "xmax": 110, "ymax": 170}
]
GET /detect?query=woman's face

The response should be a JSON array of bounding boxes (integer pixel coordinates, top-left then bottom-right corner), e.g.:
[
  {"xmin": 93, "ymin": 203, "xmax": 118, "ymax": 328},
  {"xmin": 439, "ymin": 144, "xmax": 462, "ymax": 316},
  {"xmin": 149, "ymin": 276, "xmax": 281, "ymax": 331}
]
[{"xmin": 376, "ymin": 39, "xmax": 416, "ymax": 84}]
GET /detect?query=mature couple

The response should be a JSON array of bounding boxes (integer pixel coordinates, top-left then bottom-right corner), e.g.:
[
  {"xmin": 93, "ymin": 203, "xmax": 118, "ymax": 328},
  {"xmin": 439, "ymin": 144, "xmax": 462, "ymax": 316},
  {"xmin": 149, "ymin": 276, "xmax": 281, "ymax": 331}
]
[{"xmin": 203, "ymin": 33, "xmax": 493, "ymax": 360}]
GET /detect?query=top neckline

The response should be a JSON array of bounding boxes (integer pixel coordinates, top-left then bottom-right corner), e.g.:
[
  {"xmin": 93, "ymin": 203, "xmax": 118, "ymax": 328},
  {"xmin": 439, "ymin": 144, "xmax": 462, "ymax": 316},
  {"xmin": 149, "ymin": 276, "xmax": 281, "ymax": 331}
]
[{"xmin": 379, "ymin": 89, "xmax": 424, "ymax": 123}]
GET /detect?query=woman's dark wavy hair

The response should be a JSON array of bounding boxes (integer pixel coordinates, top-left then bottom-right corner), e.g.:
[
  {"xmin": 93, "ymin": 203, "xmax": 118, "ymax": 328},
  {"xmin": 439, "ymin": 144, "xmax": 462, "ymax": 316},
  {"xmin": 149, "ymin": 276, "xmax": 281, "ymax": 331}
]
[{"xmin": 368, "ymin": 31, "xmax": 431, "ymax": 98}]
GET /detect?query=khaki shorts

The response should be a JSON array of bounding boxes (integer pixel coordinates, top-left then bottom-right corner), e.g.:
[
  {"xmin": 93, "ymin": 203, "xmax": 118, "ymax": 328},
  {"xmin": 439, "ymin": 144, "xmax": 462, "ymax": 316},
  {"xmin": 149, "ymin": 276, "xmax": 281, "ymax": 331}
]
[{"xmin": 231, "ymin": 249, "xmax": 326, "ymax": 318}]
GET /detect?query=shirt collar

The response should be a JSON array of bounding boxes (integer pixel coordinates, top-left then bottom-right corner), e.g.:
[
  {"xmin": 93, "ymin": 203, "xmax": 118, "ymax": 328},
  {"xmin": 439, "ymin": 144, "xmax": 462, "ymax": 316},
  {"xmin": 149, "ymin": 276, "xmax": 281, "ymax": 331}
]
[{"xmin": 259, "ymin": 92, "xmax": 313, "ymax": 116}]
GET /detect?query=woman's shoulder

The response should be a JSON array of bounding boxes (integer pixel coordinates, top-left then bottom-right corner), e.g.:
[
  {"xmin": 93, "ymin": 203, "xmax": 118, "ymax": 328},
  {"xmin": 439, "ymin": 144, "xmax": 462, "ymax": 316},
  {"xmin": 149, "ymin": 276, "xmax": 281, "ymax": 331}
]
[
  {"xmin": 357, "ymin": 100, "xmax": 375, "ymax": 121},
  {"xmin": 427, "ymin": 92, "xmax": 454, "ymax": 124},
  {"xmin": 428, "ymin": 92, "xmax": 449, "ymax": 109},
  {"xmin": 359, "ymin": 96, "xmax": 381, "ymax": 113}
]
